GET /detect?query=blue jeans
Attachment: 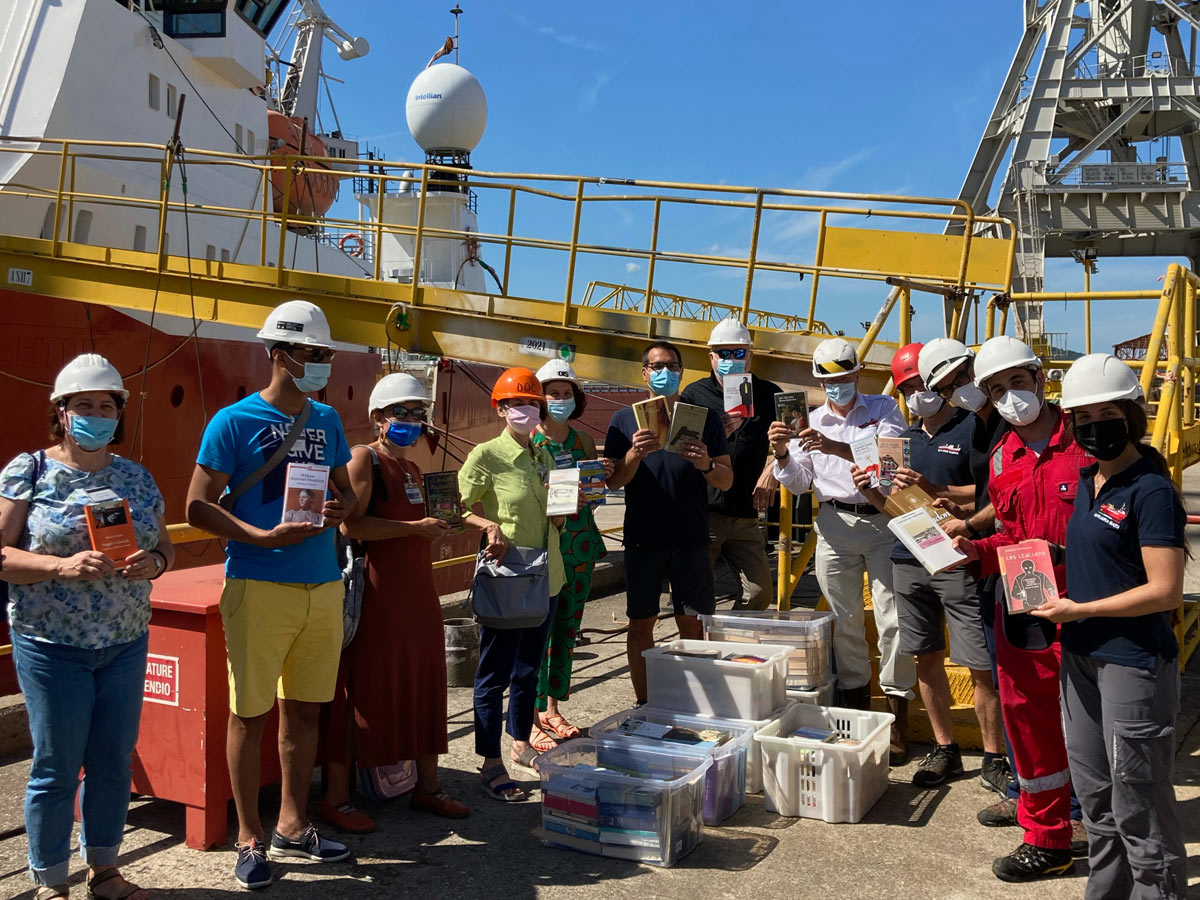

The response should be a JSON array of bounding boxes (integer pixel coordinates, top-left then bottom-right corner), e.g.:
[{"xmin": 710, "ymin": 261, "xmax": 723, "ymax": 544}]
[
  {"xmin": 12, "ymin": 630, "xmax": 148, "ymax": 886},
  {"xmin": 473, "ymin": 594, "xmax": 558, "ymax": 759}
]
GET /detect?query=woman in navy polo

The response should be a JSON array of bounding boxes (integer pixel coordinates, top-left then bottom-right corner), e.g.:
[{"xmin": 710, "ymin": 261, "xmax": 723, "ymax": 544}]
[{"xmin": 1031, "ymin": 353, "xmax": 1186, "ymax": 898}]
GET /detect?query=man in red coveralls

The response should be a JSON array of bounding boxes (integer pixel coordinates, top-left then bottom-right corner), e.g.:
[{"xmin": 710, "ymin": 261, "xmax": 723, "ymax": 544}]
[{"xmin": 955, "ymin": 336, "xmax": 1092, "ymax": 883}]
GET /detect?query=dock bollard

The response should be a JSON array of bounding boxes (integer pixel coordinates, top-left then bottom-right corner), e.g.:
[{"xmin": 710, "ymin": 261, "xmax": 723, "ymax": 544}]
[{"xmin": 444, "ymin": 618, "xmax": 480, "ymax": 686}]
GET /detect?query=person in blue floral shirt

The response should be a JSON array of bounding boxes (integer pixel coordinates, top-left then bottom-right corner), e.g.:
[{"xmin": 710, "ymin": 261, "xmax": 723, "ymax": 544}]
[{"xmin": 0, "ymin": 354, "xmax": 173, "ymax": 900}]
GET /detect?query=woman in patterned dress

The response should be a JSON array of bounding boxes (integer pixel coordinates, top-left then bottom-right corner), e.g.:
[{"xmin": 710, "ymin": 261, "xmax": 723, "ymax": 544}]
[
  {"xmin": 0, "ymin": 355, "xmax": 173, "ymax": 900},
  {"xmin": 529, "ymin": 360, "xmax": 611, "ymax": 748}
]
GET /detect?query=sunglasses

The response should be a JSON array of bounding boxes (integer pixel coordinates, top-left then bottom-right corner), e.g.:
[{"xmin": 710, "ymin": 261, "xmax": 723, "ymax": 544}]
[
  {"xmin": 389, "ymin": 405, "xmax": 428, "ymax": 421},
  {"xmin": 712, "ymin": 348, "xmax": 748, "ymax": 360},
  {"xmin": 287, "ymin": 345, "xmax": 337, "ymax": 364},
  {"xmin": 644, "ymin": 362, "xmax": 682, "ymax": 373}
]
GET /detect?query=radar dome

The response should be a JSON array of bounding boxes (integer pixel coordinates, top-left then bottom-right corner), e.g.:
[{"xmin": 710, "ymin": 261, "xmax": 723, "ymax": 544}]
[{"xmin": 406, "ymin": 63, "xmax": 487, "ymax": 153}]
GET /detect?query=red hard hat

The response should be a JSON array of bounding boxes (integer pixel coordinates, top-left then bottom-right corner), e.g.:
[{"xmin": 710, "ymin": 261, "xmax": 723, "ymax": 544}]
[
  {"xmin": 891, "ymin": 342, "xmax": 924, "ymax": 389},
  {"xmin": 491, "ymin": 367, "xmax": 543, "ymax": 408}
]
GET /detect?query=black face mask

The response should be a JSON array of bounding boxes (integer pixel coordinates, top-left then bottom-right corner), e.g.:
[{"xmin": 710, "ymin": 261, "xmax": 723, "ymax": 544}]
[{"xmin": 1074, "ymin": 418, "xmax": 1129, "ymax": 461}]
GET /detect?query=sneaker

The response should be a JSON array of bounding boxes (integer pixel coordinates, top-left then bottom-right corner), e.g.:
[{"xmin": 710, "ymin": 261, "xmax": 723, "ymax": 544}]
[
  {"xmin": 632, "ymin": 699, "xmax": 648, "ymax": 709},
  {"xmin": 1070, "ymin": 820, "xmax": 1088, "ymax": 858},
  {"xmin": 977, "ymin": 797, "xmax": 1019, "ymax": 827},
  {"xmin": 992, "ymin": 842, "xmax": 1074, "ymax": 883},
  {"xmin": 912, "ymin": 743, "xmax": 964, "ymax": 787},
  {"xmin": 979, "ymin": 756, "xmax": 1012, "ymax": 795},
  {"xmin": 267, "ymin": 825, "xmax": 351, "ymax": 863},
  {"xmin": 235, "ymin": 839, "xmax": 272, "ymax": 890}
]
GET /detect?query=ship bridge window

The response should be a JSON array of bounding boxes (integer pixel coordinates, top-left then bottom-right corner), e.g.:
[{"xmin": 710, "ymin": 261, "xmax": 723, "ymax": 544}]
[
  {"xmin": 159, "ymin": 1, "xmax": 226, "ymax": 38},
  {"xmin": 234, "ymin": 0, "xmax": 288, "ymax": 38}
]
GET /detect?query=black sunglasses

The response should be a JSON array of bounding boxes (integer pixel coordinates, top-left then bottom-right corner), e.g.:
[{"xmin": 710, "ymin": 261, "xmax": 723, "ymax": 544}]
[
  {"xmin": 389, "ymin": 405, "xmax": 428, "ymax": 421},
  {"xmin": 712, "ymin": 348, "xmax": 748, "ymax": 360}
]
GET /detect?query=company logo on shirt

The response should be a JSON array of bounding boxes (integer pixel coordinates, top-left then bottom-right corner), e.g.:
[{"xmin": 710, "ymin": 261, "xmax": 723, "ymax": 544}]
[
  {"xmin": 937, "ymin": 443, "xmax": 962, "ymax": 455},
  {"xmin": 264, "ymin": 423, "xmax": 329, "ymax": 463},
  {"xmin": 1094, "ymin": 501, "xmax": 1127, "ymax": 529}
]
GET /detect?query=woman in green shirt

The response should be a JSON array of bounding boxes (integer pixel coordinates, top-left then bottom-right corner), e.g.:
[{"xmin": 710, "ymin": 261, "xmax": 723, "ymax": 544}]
[{"xmin": 459, "ymin": 367, "xmax": 567, "ymax": 802}]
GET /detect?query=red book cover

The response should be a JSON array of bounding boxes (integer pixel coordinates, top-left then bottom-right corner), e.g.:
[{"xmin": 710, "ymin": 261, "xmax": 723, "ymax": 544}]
[
  {"xmin": 86, "ymin": 498, "xmax": 138, "ymax": 561},
  {"xmin": 997, "ymin": 539, "xmax": 1059, "ymax": 613}
]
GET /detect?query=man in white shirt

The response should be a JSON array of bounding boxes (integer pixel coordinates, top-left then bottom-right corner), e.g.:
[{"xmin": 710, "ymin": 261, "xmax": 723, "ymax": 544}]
[{"xmin": 768, "ymin": 337, "xmax": 916, "ymax": 764}]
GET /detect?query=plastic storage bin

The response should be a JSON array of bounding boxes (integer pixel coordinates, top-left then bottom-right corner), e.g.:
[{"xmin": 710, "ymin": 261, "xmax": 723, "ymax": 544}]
[
  {"xmin": 701, "ymin": 609, "xmax": 834, "ymax": 689},
  {"xmin": 787, "ymin": 678, "xmax": 836, "ymax": 707},
  {"xmin": 642, "ymin": 639, "xmax": 790, "ymax": 720},
  {"xmin": 676, "ymin": 702, "xmax": 794, "ymax": 794},
  {"xmin": 756, "ymin": 703, "xmax": 894, "ymax": 823},
  {"xmin": 538, "ymin": 738, "xmax": 711, "ymax": 867},
  {"xmin": 590, "ymin": 707, "xmax": 756, "ymax": 824}
]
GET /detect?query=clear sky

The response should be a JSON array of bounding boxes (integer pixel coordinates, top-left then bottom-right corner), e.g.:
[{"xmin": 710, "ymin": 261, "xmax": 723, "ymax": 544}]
[{"xmin": 314, "ymin": 1, "xmax": 1180, "ymax": 355}]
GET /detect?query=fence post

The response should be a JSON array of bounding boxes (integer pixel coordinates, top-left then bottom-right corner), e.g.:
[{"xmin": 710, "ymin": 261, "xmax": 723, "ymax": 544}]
[
  {"xmin": 562, "ymin": 179, "xmax": 586, "ymax": 326},
  {"xmin": 740, "ymin": 191, "xmax": 764, "ymax": 323}
]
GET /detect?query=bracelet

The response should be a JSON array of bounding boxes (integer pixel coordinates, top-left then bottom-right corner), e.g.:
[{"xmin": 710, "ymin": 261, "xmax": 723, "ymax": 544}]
[
  {"xmin": 965, "ymin": 519, "xmax": 982, "ymax": 540},
  {"xmin": 149, "ymin": 549, "xmax": 168, "ymax": 580}
]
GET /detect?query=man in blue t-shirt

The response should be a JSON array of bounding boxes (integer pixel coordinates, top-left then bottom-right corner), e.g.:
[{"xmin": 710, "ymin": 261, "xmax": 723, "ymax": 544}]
[
  {"xmin": 187, "ymin": 300, "xmax": 356, "ymax": 889},
  {"xmin": 604, "ymin": 340, "xmax": 732, "ymax": 706}
]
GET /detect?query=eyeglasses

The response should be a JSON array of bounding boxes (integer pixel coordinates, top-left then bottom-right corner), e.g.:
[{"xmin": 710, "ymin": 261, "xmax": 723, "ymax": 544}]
[
  {"xmin": 712, "ymin": 348, "xmax": 748, "ymax": 361},
  {"xmin": 643, "ymin": 362, "xmax": 682, "ymax": 373},
  {"xmin": 389, "ymin": 405, "xmax": 428, "ymax": 421},
  {"xmin": 935, "ymin": 369, "xmax": 971, "ymax": 397},
  {"xmin": 287, "ymin": 345, "xmax": 337, "ymax": 364}
]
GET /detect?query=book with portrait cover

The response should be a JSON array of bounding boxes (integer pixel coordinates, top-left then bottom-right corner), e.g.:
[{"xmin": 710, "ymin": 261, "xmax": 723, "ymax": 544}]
[
  {"xmin": 84, "ymin": 487, "xmax": 138, "ymax": 560},
  {"xmin": 632, "ymin": 396, "xmax": 670, "ymax": 445},
  {"xmin": 281, "ymin": 462, "xmax": 328, "ymax": 526},
  {"xmin": 666, "ymin": 402, "xmax": 709, "ymax": 455},
  {"xmin": 774, "ymin": 390, "xmax": 809, "ymax": 435},
  {"xmin": 423, "ymin": 472, "xmax": 464, "ymax": 529},
  {"xmin": 877, "ymin": 436, "xmax": 910, "ymax": 489},
  {"xmin": 997, "ymin": 540, "xmax": 1059, "ymax": 614},
  {"xmin": 723, "ymin": 373, "xmax": 753, "ymax": 418}
]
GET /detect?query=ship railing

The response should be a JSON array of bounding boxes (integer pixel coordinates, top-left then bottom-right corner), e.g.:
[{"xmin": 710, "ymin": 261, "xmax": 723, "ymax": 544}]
[{"xmin": 580, "ymin": 281, "xmax": 834, "ymax": 333}]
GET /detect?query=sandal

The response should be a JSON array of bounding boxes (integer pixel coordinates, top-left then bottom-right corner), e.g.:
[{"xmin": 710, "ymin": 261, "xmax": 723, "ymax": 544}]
[
  {"xmin": 538, "ymin": 712, "xmax": 581, "ymax": 740},
  {"xmin": 35, "ymin": 887, "xmax": 69, "ymax": 900},
  {"xmin": 479, "ymin": 764, "xmax": 526, "ymax": 802},
  {"xmin": 529, "ymin": 724, "xmax": 558, "ymax": 753},
  {"xmin": 510, "ymin": 744, "xmax": 545, "ymax": 774},
  {"xmin": 86, "ymin": 869, "xmax": 144, "ymax": 900},
  {"xmin": 410, "ymin": 786, "xmax": 470, "ymax": 819}
]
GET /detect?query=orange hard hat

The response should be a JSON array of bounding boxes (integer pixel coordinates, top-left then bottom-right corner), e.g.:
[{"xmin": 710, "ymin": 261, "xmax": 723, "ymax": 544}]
[
  {"xmin": 891, "ymin": 342, "xmax": 924, "ymax": 389},
  {"xmin": 491, "ymin": 367, "xmax": 543, "ymax": 408}
]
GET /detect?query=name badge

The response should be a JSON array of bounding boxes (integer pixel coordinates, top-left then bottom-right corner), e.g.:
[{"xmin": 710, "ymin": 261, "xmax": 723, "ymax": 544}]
[{"xmin": 404, "ymin": 477, "xmax": 423, "ymax": 504}]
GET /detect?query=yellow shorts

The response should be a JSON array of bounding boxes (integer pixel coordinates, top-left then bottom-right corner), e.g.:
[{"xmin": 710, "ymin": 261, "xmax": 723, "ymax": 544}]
[{"xmin": 219, "ymin": 578, "xmax": 344, "ymax": 718}]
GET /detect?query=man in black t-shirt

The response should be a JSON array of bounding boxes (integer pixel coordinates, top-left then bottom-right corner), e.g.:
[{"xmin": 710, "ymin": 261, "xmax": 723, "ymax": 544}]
[
  {"xmin": 680, "ymin": 317, "xmax": 781, "ymax": 610},
  {"xmin": 605, "ymin": 340, "xmax": 733, "ymax": 705}
]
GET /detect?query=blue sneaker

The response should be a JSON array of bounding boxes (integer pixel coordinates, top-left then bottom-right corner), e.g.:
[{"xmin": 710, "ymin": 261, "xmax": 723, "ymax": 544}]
[
  {"xmin": 235, "ymin": 839, "xmax": 272, "ymax": 890},
  {"xmin": 267, "ymin": 825, "xmax": 351, "ymax": 863}
]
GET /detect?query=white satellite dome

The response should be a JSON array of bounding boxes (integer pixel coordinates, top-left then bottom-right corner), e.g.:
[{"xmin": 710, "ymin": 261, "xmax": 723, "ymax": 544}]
[{"xmin": 405, "ymin": 63, "xmax": 488, "ymax": 153}]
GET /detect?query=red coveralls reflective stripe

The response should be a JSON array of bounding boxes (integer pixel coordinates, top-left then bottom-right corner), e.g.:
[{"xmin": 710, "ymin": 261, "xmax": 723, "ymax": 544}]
[{"xmin": 971, "ymin": 406, "xmax": 1093, "ymax": 851}]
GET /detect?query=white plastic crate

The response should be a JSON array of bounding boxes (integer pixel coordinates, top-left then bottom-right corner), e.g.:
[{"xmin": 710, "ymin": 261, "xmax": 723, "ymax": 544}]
[
  {"xmin": 590, "ymin": 707, "xmax": 756, "ymax": 824},
  {"xmin": 642, "ymin": 639, "xmax": 790, "ymax": 720},
  {"xmin": 756, "ymin": 704, "xmax": 894, "ymax": 823},
  {"xmin": 701, "ymin": 609, "xmax": 834, "ymax": 689},
  {"xmin": 538, "ymin": 738, "xmax": 711, "ymax": 867},
  {"xmin": 674, "ymin": 702, "xmax": 795, "ymax": 794},
  {"xmin": 786, "ymin": 678, "xmax": 836, "ymax": 707}
]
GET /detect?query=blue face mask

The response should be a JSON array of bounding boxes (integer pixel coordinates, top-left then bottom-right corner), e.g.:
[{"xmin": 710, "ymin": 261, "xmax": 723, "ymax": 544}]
[
  {"xmin": 717, "ymin": 359, "xmax": 746, "ymax": 378},
  {"xmin": 649, "ymin": 367, "xmax": 681, "ymax": 397},
  {"xmin": 824, "ymin": 382, "xmax": 857, "ymax": 407},
  {"xmin": 547, "ymin": 398, "xmax": 576, "ymax": 423},
  {"xmin": 285, "ymin": 352, "xmax": 332, "ymax": 393},
  {"xmin": 386, "ymin": 421, "xmax": 422, "ymax": 447},
  {"xmin": 67, "ymin": 414, "xmax": 119, "ymax": 451}
]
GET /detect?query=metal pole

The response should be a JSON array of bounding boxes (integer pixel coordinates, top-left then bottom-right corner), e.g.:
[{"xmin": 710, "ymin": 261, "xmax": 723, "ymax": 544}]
[
  {"xmin": 562, "ymin": 179, "xmax": 585, "ymax": 326},
  {"xmin": 1084, "ymin": 263, "xmax": 1093, "ymax": 354},
  {"xmin": 856, "ymin": 286, "xmax": 902, "ymax": 360},
  {"xmin": 643, "ymin": 198, "xmax": 661, "ymax": 315},
  {"xmin": 66, "ymin": 155, "xmax": 77, "ymax": 244},
  {"xmin": 372, "ymin": 175, "xmax": 386, "ymax": 281},
  {"xmin": 1185, "ymin": 279, "xmax": 1196, "ymax": 427},
  {"xmin": 275, "ymin": 164, "xmax": 293, "ymax": 286},
  {"xmin": 259, "ymin": 162, "xmax": 270, "ymax": 266},
  {"xmin": 502, "ymin": 187, "xmax": 516, "ymax": 295},
  {"xmin": 740, "ymin": 191, "xmax": 764, "ymax": 323},
  {"xmin": 52, "ymin": 142, "xmax": 69, "ymax": 255},
  {"xmin": 776, "ymin": 486, "xmax": 793, "ymax": 611},
  {"xmin": 806, "ymin": 210, "xmax": 827, "ymax": 331},
  {"xmin": 411, "ymin": 167, "xmax": 430, "ymax": 301},
  {"xmin": 1140, "ymin": 264, "xmax": 1179, "ymax": 399}
]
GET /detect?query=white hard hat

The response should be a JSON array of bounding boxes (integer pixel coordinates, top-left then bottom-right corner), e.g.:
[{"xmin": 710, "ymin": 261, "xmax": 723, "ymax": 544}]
[
  {"xmin": 256, "ymin": 299, "xmax": 334, "ymax": 351},
  {"xmin": 811, "ymin": 337, "xmax": 861, "ymax": 379},
  {"xmin": 368, "ymin": 373, "xmax": 428, "ymax": 413},
  {"xmin": 51, "ymin": 354, "xmax": 128, "ymax": 402},
  {"xmin": 919, "ymin": 338, "xmax": 975, "ymax": 389},
  {"xmin": 535, "ymin": 359, "xmax": 581, "ymax": 389},
  {"xmin": 1059, "ymin": 353, "xmax": 1143, "ymax": 409},
  {"xmin": 708, "ymin": 316, "xmax": 752, "ymax": 347},
  {"xmin": 973, "ymin": 336, "xmax": 1041, "ymax": 387}
]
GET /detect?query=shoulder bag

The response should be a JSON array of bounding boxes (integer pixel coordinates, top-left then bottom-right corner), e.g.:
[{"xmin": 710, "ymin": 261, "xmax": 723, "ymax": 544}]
[
  {"xmin": 339, "ymin": 446, "xmax": 386, "ymax": 649},
  {"xmin": 470, "ymin": 543, "xmax": 550, "ymax": 629}
]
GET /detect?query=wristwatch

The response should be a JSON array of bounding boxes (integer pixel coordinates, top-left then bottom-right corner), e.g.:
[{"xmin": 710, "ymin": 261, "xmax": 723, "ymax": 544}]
[
  {"xmin": 702, "ymin": 458, "xmax": 716, "ymax": 474},
  {"xmin": 965, "ymin": 519, "xmax": 982, "ymax": 540},
  {"xmin": 773, "ymin": 447, "xmax": 789, "ymax": 461}
]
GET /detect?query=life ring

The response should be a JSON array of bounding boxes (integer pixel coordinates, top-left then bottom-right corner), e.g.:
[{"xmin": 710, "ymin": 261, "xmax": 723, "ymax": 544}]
[{"xmin": 339, "ymin": 233, "xmax": 364, "ymax": 257}]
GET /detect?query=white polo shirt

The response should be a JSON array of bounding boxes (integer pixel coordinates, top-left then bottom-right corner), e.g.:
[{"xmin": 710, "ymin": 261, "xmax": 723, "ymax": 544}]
[{"xmin": 773, "ymin": 392, "xmax": 907, "ymax": 504}]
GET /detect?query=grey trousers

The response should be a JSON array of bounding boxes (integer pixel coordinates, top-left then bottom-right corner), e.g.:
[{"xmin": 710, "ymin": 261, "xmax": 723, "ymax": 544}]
[
  {"xmin": 1061, "ymin": 651, "xmax": 1186, "ymax": 900},
  {"xmin": 708, "ymin": 512, "xmax": 772, "ymax": 610}
]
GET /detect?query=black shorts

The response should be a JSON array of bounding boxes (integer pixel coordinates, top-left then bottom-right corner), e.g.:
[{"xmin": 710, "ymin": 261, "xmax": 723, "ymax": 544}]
[{"xmin": 625, "ymin": 543, "xmax": 716, "ymax": 620}]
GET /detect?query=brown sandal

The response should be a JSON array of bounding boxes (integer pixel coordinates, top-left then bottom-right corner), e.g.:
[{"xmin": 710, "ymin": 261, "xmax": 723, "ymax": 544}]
[
  {"xmin": 529, "ymin": 725, "xmax": 558, "ymax": 753},
  {"xmin": 538, "ymin": 712, "xmax": 581, "ymax": 740},
  {"xmin": 87, "ymin": 869, "xmax": 145, "ymax": 900}
]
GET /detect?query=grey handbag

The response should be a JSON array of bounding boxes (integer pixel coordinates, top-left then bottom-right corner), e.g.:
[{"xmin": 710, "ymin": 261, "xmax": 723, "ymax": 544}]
[{"xmin": 470, "ymin": 545, "xmax": 551, "ymax": 629}]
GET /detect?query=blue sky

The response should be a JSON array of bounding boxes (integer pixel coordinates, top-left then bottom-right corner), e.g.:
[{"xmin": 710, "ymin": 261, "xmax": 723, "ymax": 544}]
[{"xmin": 315, "ymin": 1, "xmax": 1181, "ymax": 355}]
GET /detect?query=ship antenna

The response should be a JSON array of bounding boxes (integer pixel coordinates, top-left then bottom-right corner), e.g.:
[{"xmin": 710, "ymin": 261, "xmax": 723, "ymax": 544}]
[{"xmin": 451, "ymin": 5, "xmax": 462, "ymax": 62}]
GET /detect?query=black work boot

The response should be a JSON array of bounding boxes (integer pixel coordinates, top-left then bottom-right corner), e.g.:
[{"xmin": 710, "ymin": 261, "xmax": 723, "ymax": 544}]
[
  {"xmin": 912, "ymin": 743, "xmax": 964, "ymax": 787},
  {"xmin": 885, "ymin": 696, "xmax": 909, "ymax": 766},
  {"xmin": 979, "ymin": 756, "xmax": 1013, "ymax": 795},
  {"xmin": 840, "ymin": 685, "xmax": 872, "ymax": 710},
  {"xmin": 992, "ymin": 842, "xmax": 1073, "ymax": 882}
]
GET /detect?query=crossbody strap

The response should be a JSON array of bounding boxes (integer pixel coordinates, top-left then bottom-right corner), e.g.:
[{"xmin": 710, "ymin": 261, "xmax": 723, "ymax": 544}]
[{"xmin": 219, "ymin": 401, "xmax": 312, "ymax": 512}]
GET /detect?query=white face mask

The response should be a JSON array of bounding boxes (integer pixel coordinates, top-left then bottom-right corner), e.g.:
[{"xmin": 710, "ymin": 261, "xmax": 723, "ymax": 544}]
[
  {"xmin": 907, "ymin": 390, "xmax": 943, "ymax": 419},
  {"xmin": 950, "ymin": 382, "xmax": 987, "ymax": 412},
  {"xmin": 994, "ymin": 389, "xmax": 1041, "ymax": 426}
]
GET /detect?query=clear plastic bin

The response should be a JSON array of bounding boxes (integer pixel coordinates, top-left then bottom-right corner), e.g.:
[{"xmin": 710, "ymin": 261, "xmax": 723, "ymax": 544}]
[
  {"xmin": 701, "ymin": 609, "xmax": 834, "ymax": 689},
  {"xmin": 589, "ymin": 707, "xmax": 756, "ymax": 824},
  {"xmin": 642, "ymin": 639, "xmax": 791, "ymax": 720},
  {"xmin": 538, "ymin": 738, "xmax": 711, "ymax": 867},
  {"xmin": 787, "ymin": 678, "xmax": 836, "ymax": 707},
  {"xmin": 669, "ymin": 702, "xmax": 795, "ymax": 794},
  {"xmin": 756, "ymin": 704, "xmax": 895, "ymax": 823}
]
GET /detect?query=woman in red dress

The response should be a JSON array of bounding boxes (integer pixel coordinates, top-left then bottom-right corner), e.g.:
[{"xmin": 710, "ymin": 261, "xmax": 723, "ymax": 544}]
[{"xmin": 320, "ymin": 373, "xmax": 469, "ymax": 832}]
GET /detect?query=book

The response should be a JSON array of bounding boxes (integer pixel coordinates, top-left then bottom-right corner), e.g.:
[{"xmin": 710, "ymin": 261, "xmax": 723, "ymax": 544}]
[
  {"xmin": 578, "ymin": 459, "xmax": 607, "ymax": 506},
  {"xmin": 546, "ymin": 467, "xmax": 580, "ymax": 517},
  {"xmin": 792, "ymin": 726, "xmax": 839, "ymax": 743},
  {"xmin": 723, "ymin": 373, "xmax": 753, "ymax": 418},
  {"xmin": 774, "ymin": 390, "xmax": 809, "ymax": 435},
  {"xmin": 877, "ymin": 436, "xmax": 910, "ymax": 488},
  {"xmin": 83, "ymin": 488, "xmax": 138, "ymax": 561},
  {"xmin": 666, "ymin": 402, "xmax": 708, "ymax": 455},
  {"xmin": 281, "ymin": 462, "xmax": 329, "ymax": 526},
  {"xmin": 886, "ymin": 507, "xmax": 966, "ymax": 575},
  {"xmin": 997, "ymin": 539, "xmax": 1059, "ymax": 613},
  {"xmin": 883, "ymin": 483, "xmax": 953, "ymax": 528},
  {"xmin": 849, "ymin": 435, "xmax": 882, "ymax": 488},
  {"xmin": 423, "ymin": 472, "xmax": 464, "ymax": 529},
  {"xmin": 632, "ymin": 396, "xmax": 669, "ymax": 445}
]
